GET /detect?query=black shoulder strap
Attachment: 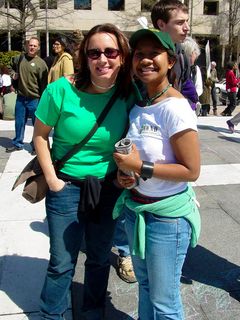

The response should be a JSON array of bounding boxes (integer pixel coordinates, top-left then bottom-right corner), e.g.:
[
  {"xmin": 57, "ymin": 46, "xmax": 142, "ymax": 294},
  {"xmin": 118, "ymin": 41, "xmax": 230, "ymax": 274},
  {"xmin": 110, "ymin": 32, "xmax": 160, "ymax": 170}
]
[
  {"xmin": 16, "ymin": 53, "xmax": 25, "ymax": 73},
  {"xmin": 55, "ymin": 87, "xmax": 120, "ymax": 170}
]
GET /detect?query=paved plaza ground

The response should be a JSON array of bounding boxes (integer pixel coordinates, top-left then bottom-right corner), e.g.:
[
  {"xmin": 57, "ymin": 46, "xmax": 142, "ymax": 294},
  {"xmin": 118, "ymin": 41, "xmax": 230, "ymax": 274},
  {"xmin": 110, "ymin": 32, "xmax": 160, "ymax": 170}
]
[{"xmin": 1, "ymin": 104, "xmax": 240, "ymax": 319}]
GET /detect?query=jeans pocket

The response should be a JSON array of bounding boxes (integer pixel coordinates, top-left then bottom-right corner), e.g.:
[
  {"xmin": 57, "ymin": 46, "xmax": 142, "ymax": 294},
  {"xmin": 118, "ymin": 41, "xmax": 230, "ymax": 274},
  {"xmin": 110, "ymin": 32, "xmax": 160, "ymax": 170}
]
[{"xmin": 48, "ymin": 181, "xmax": 71, "ymax": 194}]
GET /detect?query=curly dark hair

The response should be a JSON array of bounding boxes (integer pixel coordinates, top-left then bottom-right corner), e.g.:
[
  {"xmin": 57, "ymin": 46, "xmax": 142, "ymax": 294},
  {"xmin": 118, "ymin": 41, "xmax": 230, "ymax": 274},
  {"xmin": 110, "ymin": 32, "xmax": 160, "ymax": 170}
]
[
  {"xmin": 75, "ymin": 23, "xmax": 133, "ymax": 99},
  {"xmin": 53, "ymin": 35, "xmax": 72, "ymax": 54}
]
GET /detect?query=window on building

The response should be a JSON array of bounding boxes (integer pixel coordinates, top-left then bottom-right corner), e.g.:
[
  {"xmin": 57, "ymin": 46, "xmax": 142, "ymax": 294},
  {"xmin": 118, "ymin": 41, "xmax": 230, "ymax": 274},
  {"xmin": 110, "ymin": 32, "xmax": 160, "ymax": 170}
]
[
  {"xmin": 74, "ymin": 0, "xmax": 91, "ymax": 10},
  {"xmin": 5, "ymin": 1, "xmax": 23, "ymax": 9},
  {"xmin": 40, "ymin": 0, "xmax": 57, "ymax": 9},
  {"xmin": 141, "ymin": 0, "xmax": 155, "ymax": 12},
  {"xmin": 203, "ymin": 1, "xmax": 218, "ymax": 15},
  {"xmin": 108, "ymin": 0, "xmax": 124, "ymax": 11}
]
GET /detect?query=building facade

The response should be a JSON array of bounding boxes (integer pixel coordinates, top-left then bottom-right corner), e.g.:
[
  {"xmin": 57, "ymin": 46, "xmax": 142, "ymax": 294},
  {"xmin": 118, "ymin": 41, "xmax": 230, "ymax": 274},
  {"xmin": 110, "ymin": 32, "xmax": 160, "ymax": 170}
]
[{"xmin": 0, "ymin": 0, "xmax": 239, "ymax": 66}]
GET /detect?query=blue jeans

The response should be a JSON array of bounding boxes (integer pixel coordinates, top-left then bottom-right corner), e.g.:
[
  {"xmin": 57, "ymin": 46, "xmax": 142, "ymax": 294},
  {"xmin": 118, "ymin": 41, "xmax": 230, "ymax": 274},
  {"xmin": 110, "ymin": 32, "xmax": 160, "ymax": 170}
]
[
  {"xmin": 113, "ymin": 213, "xmax": 130, "ymax": 257},
  {"xmin": 40, "ymin": 179, "xmax": 121, "ymax": 320},
  {"xmin": 124, "ymin": 206, "xmax": 191, "ymax": 320},
  {"xmin": 13, "ymin": 95, "xmax": 39, "ymax": 148}
]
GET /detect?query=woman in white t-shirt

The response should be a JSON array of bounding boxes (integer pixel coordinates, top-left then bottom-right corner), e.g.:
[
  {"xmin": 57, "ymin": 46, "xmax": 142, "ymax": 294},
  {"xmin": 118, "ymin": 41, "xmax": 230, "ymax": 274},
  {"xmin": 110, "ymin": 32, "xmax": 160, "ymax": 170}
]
[
  {"xmin": 0, "ymin": 66, "xmax": 12, "ymax": 95},
  {"xmin": 113, "ymin": 29, "xmax": 201, "ymax": 320}
]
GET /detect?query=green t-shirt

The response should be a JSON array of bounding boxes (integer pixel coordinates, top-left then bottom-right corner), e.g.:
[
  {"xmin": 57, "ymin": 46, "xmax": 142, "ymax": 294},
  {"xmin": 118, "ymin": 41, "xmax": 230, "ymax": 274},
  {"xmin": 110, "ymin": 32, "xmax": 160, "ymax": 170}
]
[{"xmin": 35, "ymin": 76, "xmax": 136, "ymax": 179}]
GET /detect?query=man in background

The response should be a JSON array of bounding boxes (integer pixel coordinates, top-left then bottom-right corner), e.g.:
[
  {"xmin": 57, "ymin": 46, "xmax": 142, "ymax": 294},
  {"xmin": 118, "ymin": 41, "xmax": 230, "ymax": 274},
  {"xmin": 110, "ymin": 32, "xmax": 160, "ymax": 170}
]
[
  {"xmin": 209, "ymin": 61, "xmax": 218, "ymax": 115},
  {"xmin": 6, "ymin": 37, "xmax": 48, "ymax": 154}
]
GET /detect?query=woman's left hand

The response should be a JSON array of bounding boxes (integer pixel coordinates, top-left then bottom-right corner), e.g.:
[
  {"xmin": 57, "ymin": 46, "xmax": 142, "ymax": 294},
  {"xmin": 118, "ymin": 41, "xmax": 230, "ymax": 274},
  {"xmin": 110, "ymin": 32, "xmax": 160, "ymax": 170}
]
[{"xmin": 113, "ymin": 144, "xmax": 142, "ymax": 174}]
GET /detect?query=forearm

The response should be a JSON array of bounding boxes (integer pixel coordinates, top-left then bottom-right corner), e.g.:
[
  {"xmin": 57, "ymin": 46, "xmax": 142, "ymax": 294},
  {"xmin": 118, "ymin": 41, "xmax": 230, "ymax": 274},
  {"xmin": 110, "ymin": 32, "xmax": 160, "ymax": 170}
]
[
  {"xmin": 149, "ymin": 162, "xmax": 200, "ymax": 182},
  {"xmin": 33, "ymin": 135, "xmax": 58, "ymax": 187}
]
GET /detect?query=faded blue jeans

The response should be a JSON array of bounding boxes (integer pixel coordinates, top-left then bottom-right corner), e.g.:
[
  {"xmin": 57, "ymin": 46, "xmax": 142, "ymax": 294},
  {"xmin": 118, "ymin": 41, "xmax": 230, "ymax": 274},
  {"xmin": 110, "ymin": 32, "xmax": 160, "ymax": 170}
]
[
  {"xmin": 113, "ymin": 213, "xmax": 130, "ymax": 257},
  {"xmin": 124, "ymin": 206, "xmax": 191, "ymax": 320},
  {"xmin": 13, "ymin": 95, "xmax": 39, "ymax": 148},
  {"xmin": 40, "ymin": 178, "xmax": 121, "ymax": 320}
]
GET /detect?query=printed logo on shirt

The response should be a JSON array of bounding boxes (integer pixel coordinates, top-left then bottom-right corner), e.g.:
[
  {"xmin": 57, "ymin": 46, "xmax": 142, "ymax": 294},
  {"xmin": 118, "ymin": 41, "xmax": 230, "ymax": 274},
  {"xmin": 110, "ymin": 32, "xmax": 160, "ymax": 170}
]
[{"xmin": 139, "ymin": 124, "xmax": 160, "ymax": 136}]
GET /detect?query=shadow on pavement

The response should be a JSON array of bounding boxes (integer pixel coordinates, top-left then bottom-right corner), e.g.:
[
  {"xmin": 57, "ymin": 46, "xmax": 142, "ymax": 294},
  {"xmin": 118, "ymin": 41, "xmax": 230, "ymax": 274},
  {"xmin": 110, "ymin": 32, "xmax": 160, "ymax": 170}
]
[
  {"xmin": 71, "ymin": 281, "xmax": 134, "ymax": 320},
  {"xmin": 0, "ymin": 135, "xmax": 14, "ymax": 148},
  {"xmin": 182, "ymin": 245, "xmax": 240, "ymax": 301},
  {"xmin": 0, "ymin": 254, "xmax": 48, "ymax": 313}
]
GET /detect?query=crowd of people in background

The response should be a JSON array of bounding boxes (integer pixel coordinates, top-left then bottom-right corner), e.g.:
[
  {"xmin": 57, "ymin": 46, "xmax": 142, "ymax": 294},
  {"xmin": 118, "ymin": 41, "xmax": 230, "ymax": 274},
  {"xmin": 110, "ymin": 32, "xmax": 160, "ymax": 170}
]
[{"xmin": 0, "ymin": 28, "xmax": 239, "ymax": 123}]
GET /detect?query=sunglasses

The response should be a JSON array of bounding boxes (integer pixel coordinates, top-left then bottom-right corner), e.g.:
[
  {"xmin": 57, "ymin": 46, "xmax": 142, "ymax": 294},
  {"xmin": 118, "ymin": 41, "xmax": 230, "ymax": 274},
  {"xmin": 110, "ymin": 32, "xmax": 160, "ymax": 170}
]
[{"xmin": 86, "ymin": 48, "xmax": 120, "ymax": 60}]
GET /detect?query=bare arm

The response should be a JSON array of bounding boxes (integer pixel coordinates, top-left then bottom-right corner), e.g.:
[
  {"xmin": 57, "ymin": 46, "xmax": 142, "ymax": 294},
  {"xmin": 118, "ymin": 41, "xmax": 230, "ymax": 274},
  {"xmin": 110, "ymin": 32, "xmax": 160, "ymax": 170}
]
[
  {"xmin": 113, "ymin": 129, "xmax": 200, "ymax": 183},
  {"xmin": 33, "ymin": 118, "xmax": 65, "ymax": 192}
]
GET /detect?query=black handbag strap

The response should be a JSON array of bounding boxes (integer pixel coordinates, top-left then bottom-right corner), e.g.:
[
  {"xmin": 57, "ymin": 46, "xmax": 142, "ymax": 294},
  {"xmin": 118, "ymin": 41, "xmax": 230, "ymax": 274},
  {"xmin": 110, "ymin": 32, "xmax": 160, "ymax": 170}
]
[{"xmin": 55, "ymin": 87, "xmax": 120, "ymax": 170}]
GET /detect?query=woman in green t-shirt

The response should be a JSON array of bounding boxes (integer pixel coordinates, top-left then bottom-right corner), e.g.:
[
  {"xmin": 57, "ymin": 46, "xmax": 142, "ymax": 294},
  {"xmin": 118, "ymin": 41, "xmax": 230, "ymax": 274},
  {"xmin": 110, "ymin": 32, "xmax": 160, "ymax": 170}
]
[{"xmin": 33, "ymin": 23, "xmax": 136, "ymax": 319}]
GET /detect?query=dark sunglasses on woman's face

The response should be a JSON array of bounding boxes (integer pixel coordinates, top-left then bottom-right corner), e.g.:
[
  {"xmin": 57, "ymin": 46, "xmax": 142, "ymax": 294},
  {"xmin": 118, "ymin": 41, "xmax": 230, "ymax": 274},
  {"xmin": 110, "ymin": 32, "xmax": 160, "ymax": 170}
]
[{"xmin": 86, "ymin": 48, "xmax": 120, "ymax": 60}]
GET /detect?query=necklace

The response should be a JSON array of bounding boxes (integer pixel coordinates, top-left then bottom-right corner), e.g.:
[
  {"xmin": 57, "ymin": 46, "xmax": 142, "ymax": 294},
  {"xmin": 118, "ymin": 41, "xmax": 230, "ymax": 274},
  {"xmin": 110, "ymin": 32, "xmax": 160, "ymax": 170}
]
[
  {"xmin": 91, "ymin": 79, "xmax": 115, "ymax": 90},
  {"xmin": 146, "ymin": 83, "xmax": 172, "ymax": 106}
]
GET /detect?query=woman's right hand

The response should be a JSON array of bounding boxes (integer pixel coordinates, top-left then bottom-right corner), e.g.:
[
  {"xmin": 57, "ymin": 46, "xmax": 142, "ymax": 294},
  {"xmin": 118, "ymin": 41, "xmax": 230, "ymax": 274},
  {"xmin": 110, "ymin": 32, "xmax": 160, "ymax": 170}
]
[
  {"xmin": 48, "ymin": 177, "xmax": 65, "ymax": 192},
  {"xmin": 117, "ymin": 170, "xmax": 137, "ymax": 189}
]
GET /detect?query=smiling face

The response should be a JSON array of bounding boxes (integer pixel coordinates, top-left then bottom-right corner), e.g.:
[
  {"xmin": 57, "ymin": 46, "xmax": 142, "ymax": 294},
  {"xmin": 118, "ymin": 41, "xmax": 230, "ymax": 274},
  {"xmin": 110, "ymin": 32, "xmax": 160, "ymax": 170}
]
[
  {"xmin": 53, "ymin": 41, "xmax": 65, "ymax": 55},
  {"xmin": 86, "ymin": 32, "xmax": 122, "ymax": 88},
  {"xmin": 157, "ymin": 9, "xmax": 189, "ymax": 43},
  {"xmin": 132, "ymin": 37, "xmax": 175, "ymax": 89}
]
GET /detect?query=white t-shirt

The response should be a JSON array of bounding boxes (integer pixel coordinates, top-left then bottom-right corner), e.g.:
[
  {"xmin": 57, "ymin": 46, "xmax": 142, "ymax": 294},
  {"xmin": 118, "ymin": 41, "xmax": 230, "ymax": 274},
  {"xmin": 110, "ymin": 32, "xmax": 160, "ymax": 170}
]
[
  {"xmin": 2, "ymin": 74, "xmax": 12, "ymax": 87},
  {"xmin": 127, "ymin": 97, "xmax": 198, "ymax": 197}
]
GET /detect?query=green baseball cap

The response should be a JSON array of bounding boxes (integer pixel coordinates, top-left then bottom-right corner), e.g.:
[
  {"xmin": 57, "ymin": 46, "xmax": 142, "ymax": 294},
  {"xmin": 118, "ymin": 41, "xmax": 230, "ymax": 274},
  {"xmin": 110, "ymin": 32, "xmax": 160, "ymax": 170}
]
[{"xmin": 129, "ymin": 28, "xmax": 175, "ymax": 53}]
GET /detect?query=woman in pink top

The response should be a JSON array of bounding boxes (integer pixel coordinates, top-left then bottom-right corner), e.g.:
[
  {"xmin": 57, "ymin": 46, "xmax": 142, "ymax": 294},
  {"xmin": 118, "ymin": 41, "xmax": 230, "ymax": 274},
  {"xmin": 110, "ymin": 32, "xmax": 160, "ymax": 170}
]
[{"xmin": 221, "ymin": 62, "xmax": 239, "ymax": 116}]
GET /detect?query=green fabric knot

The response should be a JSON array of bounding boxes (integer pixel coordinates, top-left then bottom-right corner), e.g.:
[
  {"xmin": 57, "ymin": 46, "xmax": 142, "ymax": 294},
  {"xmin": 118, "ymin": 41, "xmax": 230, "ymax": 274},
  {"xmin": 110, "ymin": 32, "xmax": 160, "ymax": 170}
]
[{"xmin": 113, "ymin": 185, "xmax": 201, "ymax": 259}]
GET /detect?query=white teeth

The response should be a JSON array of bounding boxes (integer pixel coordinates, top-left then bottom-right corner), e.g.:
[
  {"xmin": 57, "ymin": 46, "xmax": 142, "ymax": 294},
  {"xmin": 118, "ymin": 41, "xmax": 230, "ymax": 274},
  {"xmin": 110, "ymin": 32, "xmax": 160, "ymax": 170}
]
[{"xmin": 141, "ymin": 67, "xmax": 155, "ymax": 72}]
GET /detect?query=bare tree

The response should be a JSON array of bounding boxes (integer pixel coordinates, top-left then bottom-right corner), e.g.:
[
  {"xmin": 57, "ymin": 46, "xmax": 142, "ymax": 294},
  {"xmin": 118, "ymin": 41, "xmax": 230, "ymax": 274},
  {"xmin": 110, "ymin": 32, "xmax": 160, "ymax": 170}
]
[
  {"xmin": 228, "ymin": 0, "xmax": 240, "ymax": 60},
  {"xmin": 0, "ymin": 0, "xmax": 39, "ymax": 49},
  {"xmin": 0, "ymin": 0, "xmax": 74, "ymax": 51}
]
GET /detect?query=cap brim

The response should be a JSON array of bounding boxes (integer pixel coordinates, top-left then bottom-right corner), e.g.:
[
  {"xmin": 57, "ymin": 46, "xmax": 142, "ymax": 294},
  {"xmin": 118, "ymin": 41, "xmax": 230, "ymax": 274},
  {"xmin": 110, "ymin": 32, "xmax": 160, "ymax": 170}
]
[{"xmin": 129, "ymin": 29, "xmax": 174, "ymax": 52}]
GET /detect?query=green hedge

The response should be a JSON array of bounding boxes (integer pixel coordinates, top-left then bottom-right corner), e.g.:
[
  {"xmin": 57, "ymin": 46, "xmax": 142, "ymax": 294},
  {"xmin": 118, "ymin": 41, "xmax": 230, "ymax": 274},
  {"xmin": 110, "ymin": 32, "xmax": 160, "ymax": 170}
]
[{"xmin": 0, "ymin": 51, "xmax": 21, "ymax": 67}]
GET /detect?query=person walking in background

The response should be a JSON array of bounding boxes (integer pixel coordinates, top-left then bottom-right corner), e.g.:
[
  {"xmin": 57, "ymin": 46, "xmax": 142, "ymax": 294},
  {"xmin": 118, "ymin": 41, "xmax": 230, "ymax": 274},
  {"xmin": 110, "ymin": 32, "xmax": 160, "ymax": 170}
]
[
  {"xmin": 226, "ymin": 62, "xmax": 240, "ymax": 132},
  {"xmin": 5, "ymin": 37, "xmax": 48, "ymax": 154},
  {"xmin": 199, "ymin": 67, "xmax": 212, "ymax": 116},
  {"xmin": 221, "ymin": 61, "xmax": 239, "ymax": 117},
  {"xmin": 33, "ymin": 23, "xmax": 137, "ymax": 320},
  {"xmin": 209, "ymin": 61, "xmax": 218, "ymax": 115},
  {"xmin": 113, "ymin": 28, "xmax": 201, "ymax": 320},
  {"xmin": 48, "ymin": 35, "xmax": 74, "ymax": 83},
  {"xmin": 226, "ymin": 111, "xmax": 240, "ymax": 133}
]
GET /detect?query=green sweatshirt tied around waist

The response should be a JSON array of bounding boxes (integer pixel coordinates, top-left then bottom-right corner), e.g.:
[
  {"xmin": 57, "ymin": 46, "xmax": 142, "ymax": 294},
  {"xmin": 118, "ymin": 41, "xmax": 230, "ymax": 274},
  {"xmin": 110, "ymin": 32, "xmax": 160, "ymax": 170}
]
[{"xmin": 113, "ymin": 185, "xmax": 201, "ymax": 259}]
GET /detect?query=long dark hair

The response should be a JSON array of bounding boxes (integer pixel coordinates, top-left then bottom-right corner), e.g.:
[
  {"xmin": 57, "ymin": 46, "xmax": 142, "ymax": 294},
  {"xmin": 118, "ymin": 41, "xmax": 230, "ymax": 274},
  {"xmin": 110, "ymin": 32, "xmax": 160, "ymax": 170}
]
[
  {"xmin": 75, "ymin": 23, "xmax": 132, "ymax": 99},
  {"xmin": 53, "ymin": 35, "xmax": 72, "ymax": 54}
]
